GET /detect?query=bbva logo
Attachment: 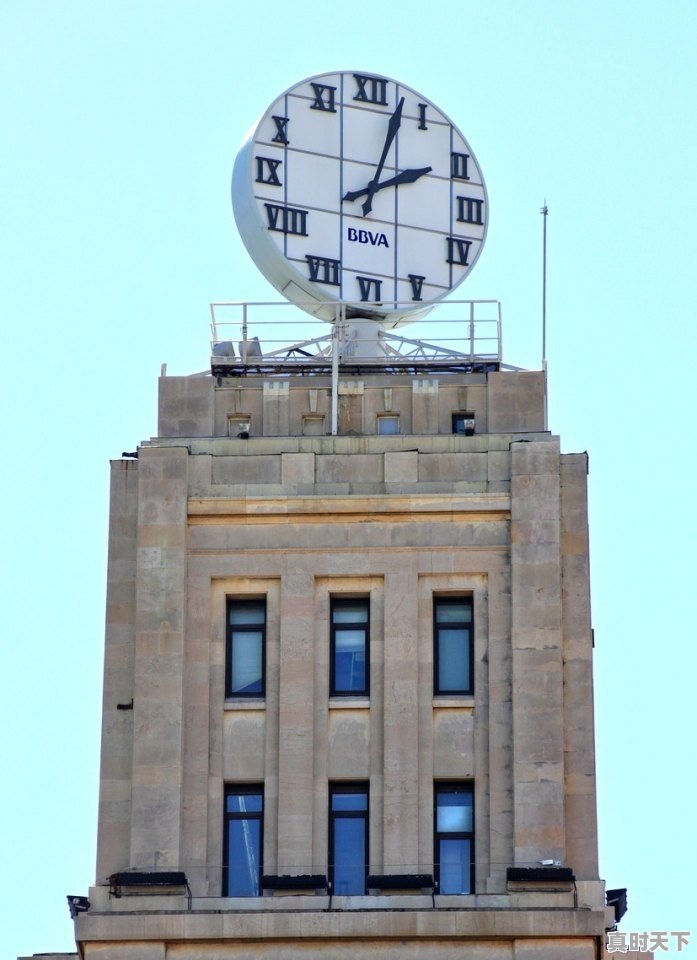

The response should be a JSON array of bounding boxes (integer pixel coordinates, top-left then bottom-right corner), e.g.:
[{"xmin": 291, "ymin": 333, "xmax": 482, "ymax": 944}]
[{"xmin": 347, "ymin": 227, "xmax": 389, "ymax": 248}]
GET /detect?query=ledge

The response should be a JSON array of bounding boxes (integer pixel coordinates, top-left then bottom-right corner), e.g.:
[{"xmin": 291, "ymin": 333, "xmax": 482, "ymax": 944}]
[
  {"xmin": 76, "ymin": 904, "xmax": 606, "ymax": 943},
  {"xmin": 224, "ymin": 699, "xmax": 266, "ymax": 711},
  {"xmin": 433, "ymin": 697, "xmax": 475, "ymax": 709},
  {"xmin": 329, "ymin": 697, "xmax": 370, "ymax": 710},
  {"xmin": 188, "ymin": 493, "xmax": 511, "ymax": 522}
]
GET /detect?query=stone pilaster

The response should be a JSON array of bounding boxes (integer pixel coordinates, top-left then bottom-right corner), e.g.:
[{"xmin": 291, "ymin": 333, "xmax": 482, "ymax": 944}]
[
  {"xmin": 277, "ymin": 566, "xmax": 315, "ymax": 872},
  {"xmin": 383, "ymin": 564, "xmax": 420, "ymax": 872},
  {"xmin": 129, "ymin": 446, "xmax": 188, "ymax": 868},
  {"xmin": 510, "ymin": 439, "xmax": 565, "ymax": 865},
  {"xmin": 96, "ymin": 460, "xmax": 139, "ymax": 880},
  {"xmin": 561, "ymin": 453, "xmax": 599, "ymax": 879}
]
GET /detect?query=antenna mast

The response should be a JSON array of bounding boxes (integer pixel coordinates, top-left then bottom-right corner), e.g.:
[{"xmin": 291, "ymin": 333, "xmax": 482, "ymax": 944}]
[
  {"xmin": 541, "ymin": 200, "xmax": 548, "ymax": 363},
  {"xmin": 541, "ymin": 201, "xmax": 549, "ymax": 430}
]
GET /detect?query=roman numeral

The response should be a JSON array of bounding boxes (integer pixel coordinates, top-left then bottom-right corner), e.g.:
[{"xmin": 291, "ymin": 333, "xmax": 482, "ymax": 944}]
[
  {"xmin": 408, "ymin": 274, "xmax": 425, "ymax": 301},
  {"xmin": 272, "ymin": 115, "xmax": 289, "ymax": 144},
  {"xmin": 357, "ymin": 276, "xmax": 383, "ymax": 301},
  {"xmin": 446, "ymin": 237, "xmax": 472, "ymax": 266},
  {"xmin": 418, "ymin": 103, "xmax": 428, "ymax": 130},
  {"xmin": 451, "ymin": 152, "xmax": 471, "ymax": 180},
  {"xmin": 456, "ymin": 196, "xmax": 484, "ymax": 225},
  {"xmin": 353, "ymin": 74, "xmax": 388, "ymax": 105},
  {"xmin": 255, "ymin": 156, "xmax": 282, "ymax": 186},
  {"xmin": 306, "ymin": 255, "xmax": 340, "ymax": 285},
  {"xmin": 310, "ymin": 82, "xmax": 337, "ymax": 112},
  {"xmin": 264, "ymin": 203, "xmax": 308, "ymax": 236}
]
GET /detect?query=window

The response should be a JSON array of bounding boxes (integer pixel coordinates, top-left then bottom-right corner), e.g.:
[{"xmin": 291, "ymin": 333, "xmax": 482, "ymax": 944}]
[
  {"xmin": 377, "ymin": 414, "xmax": 400, "ymax": 435},
  {"xmin": 228, "ymin": 416, "xmax": 251, "ymax": 437},
  {"xmin": 433, "ymin": 597, "xmax": 473, "ymax": 695},
  {"xmin": 330, "ymin": 598, "xmax": 369, "ymax": 696},
  {"xmin": 227, "ymin": 599, "xmax": 266, "ymax": 697},
  {"xmin": 452, "ymin": 412, "xmax": 475, "ymax": 436},
  {"xmin": 223, "ymin": 786, "xmax": 263, "ymax": 896},
  {"xmin": 434, "ymin": 782, "xmax": 474, "ymax": 894},
  {"xmin": 329, "ymin": 784, "xmax": 368, "ymax": 895}
]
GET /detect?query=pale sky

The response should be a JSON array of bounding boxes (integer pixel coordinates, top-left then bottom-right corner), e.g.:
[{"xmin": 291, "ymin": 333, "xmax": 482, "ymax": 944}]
[{"xmin": 2, "ymin": 2, "xmax": 696, "ymax": 957}]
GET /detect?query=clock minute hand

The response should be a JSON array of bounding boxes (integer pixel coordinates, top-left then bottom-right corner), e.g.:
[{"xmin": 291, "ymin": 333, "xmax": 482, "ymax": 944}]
[
  {"xmin": 360, "ymin": 96, "xmax": 405, "ymax": 216},
  {"xmin": 343, "ymin": 166, "xmax": 432, "ymax": 203}
]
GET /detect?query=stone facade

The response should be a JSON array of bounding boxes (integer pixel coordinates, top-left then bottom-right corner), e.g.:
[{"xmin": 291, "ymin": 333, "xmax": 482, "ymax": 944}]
[{"xmin": 69, "ymin": 366, "xmax": 625, "ymax": 960}]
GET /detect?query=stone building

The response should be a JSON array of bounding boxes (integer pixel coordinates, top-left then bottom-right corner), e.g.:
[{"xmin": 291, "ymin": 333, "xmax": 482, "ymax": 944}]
[{"xmin": 33, "ymin": 310, "xmax": 640, "ymax": 959}]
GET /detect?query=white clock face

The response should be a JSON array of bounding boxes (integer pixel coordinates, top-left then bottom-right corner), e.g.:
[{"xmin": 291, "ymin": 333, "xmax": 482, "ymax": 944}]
[{"xmin": 232, "ymin": 71, "xmax": 488, "ymax": 324}]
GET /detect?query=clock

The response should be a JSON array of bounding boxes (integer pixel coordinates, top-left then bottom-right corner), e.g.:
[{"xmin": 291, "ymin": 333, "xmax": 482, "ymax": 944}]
[{"xmin": 232, "ymin": 71, "xmax": 487, "ymax": 325}]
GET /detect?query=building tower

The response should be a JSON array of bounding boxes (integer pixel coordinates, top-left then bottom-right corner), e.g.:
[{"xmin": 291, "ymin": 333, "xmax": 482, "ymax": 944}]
[
  {"xmin": 72, "ymin": 315, "xmax": 612, "ymax": 960},
  {"xmin": 48, "ymin": 71, "xmax": 646, "ymax": 960}
]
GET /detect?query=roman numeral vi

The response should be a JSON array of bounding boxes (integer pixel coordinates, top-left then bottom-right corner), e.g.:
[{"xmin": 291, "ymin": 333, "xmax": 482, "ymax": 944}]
[{"xmin": 357, "ymin": 276, "xmax": 383, "ymax": 301}]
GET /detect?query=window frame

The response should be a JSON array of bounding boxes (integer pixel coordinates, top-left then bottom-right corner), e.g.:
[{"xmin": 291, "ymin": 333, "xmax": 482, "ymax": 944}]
[
  {"xmin": 376, "ymin": 413, "xmax": 400, "ymax": 435},
  {"xmin": 433, "ymin": 595, "xmax": 474, "ymax": 696},
  {"xmin": 228, "ymin": 415, "xmax": 252, "ymax": 437},
  {"xmin": 223, "ymin": 784, "xmax": 264, "ymax": 897},
  {"xmin": 302, "ymin": 413, "xmax": 326, "ymax": 436},
  {"xmin": 329, "ymin": 597, "xmax": 370, "ymax": 697},
  {"xmin": 226, "ymin": 597, "xmax": 267, "ymax": 699},
  {"xmin": 452, "ymin": 412, "xmax": 475, "ymax": 436},
  {"xmin": 328, "ymin": 782, "xmax": 369, "ymax": 896},
  {"xmin": 434, "ymin": 781, "xmax": 474, "ymax": 895}
]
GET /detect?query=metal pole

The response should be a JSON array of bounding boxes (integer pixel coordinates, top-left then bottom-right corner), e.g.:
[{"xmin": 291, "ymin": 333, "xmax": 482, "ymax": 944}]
[
  {"xmin": 469, "ymin": 301, "xmax": 475, "ymax": 359},
  {"xmin": 540, "ymin": 201, "xmax": 549, "ymax": 431},
  {"xmin": 541, "ymin": 201, "xmax": 548, "ymax": 364},
  {"xmin": 331, "ymin": 306, "xmax": 341, "ymax": 436}
]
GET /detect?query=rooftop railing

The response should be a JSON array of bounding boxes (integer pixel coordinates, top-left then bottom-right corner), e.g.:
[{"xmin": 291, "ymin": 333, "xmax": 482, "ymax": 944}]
[{"xmin": 210, "ymin": 299, "xmax": 502, "ymax": 377}]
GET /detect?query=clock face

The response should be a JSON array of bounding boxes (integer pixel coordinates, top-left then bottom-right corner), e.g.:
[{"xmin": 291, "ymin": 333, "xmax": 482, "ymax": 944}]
[{"xmin": 232, "ymin": 71, "xmax": 488, "ymax": 324}]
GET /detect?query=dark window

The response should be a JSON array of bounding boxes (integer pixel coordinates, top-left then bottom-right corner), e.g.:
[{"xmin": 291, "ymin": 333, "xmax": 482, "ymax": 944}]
[
  {"xmin": 434, "ymin": 782, "xmax": 474, "ymax": 894},
  {"xmin": 226, "ymin": 599, "xmax": 266, "ymax": 697},
  {"xmin": 330, "ymin": 598, "xmax": 369, "ymax": 696},
  {"xmin": 329, "ymin": 784, "xmax": 369, "ymax": 895},
  {"xmin": 434, "ymin": 597, "xmax": 473, "ymax": 695},
  {"xmin": 223, "ymin": 786, "xmax": 263, "ymax": 896},
  {"xmin": 452, "ymin": 412, "xmax": 475, "ymax": 436}
]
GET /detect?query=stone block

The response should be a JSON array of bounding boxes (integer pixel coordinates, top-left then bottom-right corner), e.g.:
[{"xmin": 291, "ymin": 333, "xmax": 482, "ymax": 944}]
[
  {"xmin": 385, "ymin": 450, "xmax": 418, "ymax": 484},
  {"xmin": 212, "ymin": 455, "xmax": 281, "ymax": 484},
  {"xmin": 263, "ymin": 380, "xmax": 290, "ymax": 436},
  {"xmin": 487, "ymin": 370, "xmax": 546, "ymax": 434},
  {"xmin": 281, "ymin": 452, "xmax": 315, "ymax": 486},
  {"xmin": 158, "ymin": 375, "xmax": 214, "ymax": 438},
  {"xmin": 316, "ymin": 454, "xmax": 383, "ymax": 482},
  {"xmin": 488, "ymin": 450, "xmax": 510, "ymax": 481}
]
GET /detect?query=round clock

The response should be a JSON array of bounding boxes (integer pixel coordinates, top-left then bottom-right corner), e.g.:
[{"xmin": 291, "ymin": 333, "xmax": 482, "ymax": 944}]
[{"xmin": 232, "ymin": 71, "xmax": 487, "ymax": 325}]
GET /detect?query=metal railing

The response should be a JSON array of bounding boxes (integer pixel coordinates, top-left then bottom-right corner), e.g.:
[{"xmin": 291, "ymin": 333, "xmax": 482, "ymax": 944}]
[
  {"xmin": 210, "ymin": 299, "xmax": 502, "ymax": 372},
  {"xmin": 208, "ymin": 299, "xmax": 503, "ymax": 437}
]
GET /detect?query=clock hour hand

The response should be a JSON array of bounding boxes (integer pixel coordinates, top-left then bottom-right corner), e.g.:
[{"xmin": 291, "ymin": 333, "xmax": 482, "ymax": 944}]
[
  {"xmin": 360, "ymin": 96, "xmax": 405, "ymax": 216},
  {"xmin": 343, "ymin": 166, "xmax": 432, "ymax": 203}
]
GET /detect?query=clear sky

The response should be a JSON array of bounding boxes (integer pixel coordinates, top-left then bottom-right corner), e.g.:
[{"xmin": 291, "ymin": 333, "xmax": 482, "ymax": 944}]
[{"xmin": 2, "ymin": 1, "xmax": 696, "ymax": 957}]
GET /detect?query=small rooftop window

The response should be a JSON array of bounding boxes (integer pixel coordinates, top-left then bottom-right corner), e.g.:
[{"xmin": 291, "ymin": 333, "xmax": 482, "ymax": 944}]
[
  {"xmin": 452, "ymin": 412, "xmax": 475, "ymax": 436},
  {"xmin": 377, "ymin": 414, "xmax": 400, "ymax": 435}
]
